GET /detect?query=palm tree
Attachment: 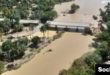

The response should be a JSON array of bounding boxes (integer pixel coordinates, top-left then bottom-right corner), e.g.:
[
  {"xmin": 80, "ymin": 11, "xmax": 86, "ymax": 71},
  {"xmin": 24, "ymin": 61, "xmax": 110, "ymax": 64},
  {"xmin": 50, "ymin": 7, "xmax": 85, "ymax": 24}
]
[
  {"xmin": 40, "ymin": 26, "xmax": 47, "ymax": 38},
  {"xmin": 45, "ymin": 23, "xmax": 49, "ymax": 38}
]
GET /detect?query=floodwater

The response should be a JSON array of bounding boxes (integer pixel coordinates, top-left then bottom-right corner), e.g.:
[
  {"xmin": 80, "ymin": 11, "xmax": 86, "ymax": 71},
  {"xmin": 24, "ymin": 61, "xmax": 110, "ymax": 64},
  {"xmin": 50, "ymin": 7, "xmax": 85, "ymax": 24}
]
[
  {"xmin": 54, "ymin": 0, "xmax": 106, "ymax": 27},
  {"xmin": 2, "ymin": 32, "xmax": 94, "ymax": 75},
  {"xmin": 2, "ymin": 0, "xmax": 106, "ymax": 75}
]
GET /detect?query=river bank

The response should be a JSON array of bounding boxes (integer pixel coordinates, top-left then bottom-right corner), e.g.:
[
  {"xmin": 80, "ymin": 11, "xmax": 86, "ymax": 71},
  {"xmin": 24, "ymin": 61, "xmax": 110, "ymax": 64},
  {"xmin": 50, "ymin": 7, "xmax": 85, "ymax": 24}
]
[{"xmin": 2, "ymin": 32, "xmax": 94, "ymax": 75}]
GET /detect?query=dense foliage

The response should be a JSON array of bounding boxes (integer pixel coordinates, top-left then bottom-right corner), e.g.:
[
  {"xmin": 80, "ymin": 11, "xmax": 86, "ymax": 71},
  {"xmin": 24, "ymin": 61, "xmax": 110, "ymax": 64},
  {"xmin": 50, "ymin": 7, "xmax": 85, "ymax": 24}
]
[
  {"xmin": 0, "ymin": 0, "xmax": 72, "ymax": 20},
  {"xmin": 0, "ymin": 61, "xmax": 4, "ymax": 74},
  {"xmin": 0, "ymin": 0, "xmax": 74, "ymax": 34},
  {"xmin": 31, "ymin": 36, "xmax": 41, "ymax": 47},
  {"xmin": 0, "ymin": 37, "xmax": 29, "ymax": 62},
  {"xmin": 69, "ymin": 3, "xmax": 80, "ymax": 13}
]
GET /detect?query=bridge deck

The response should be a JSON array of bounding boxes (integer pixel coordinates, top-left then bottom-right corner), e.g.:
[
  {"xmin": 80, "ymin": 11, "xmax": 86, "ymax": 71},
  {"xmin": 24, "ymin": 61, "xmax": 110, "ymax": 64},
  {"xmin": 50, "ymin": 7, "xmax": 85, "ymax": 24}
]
[{"xmin": 47, "ymin": 21, "xmax": 90, "ymax": 29}]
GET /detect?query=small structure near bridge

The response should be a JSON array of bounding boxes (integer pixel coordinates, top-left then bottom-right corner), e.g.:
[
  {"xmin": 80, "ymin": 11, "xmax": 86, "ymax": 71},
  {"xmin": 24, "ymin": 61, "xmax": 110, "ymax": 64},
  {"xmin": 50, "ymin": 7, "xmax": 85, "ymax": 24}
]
[
  {"xmin": 20, "ymin": 20, "xmax": 39, "ymax": 24},
  {"xmin": 0, "ymin": 18, "xmax": 39, "ymax": 24}
]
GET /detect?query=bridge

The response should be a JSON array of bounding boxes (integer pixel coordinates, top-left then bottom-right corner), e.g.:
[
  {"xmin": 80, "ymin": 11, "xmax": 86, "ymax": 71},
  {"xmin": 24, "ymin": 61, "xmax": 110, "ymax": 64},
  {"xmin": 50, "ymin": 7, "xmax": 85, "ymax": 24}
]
[
  {"xmin": 46, "ymin": 21, "xmax": 91, "ymax": 31},
  {"xmin": 0, "ymin": 18, "xmax": 95, "ymax": 33},
  {"xmin": 0, "ymin": 18, "xmax": 91, "ymax": 29}
]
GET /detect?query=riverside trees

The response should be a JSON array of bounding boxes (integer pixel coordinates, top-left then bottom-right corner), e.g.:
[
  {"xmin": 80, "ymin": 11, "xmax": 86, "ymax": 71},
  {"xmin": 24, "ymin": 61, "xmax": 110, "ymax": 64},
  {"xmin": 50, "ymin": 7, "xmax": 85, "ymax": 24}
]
[
  {"xmin": 31, "ymin": 0, "xmax": 58, "ymax": 23},
  {"xmin": 0, "ymin": 37, "xmax": 29, "ymax": 62},
  {"xmin": 0, "ymin": 0, "xmax": 74, "ymax": 34},
  {"xmin": 31, "ymin": 36, "xmax": 41, "ymax": 47},
  {"xmin": 69, "ymin": 3, "xmax": 80, "ymax": 13}
]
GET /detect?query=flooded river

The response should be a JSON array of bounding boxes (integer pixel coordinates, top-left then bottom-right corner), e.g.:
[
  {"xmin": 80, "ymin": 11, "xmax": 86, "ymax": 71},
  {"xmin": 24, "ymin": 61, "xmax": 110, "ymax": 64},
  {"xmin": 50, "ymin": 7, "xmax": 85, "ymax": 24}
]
[
  {"xmin": 2, "ymin": 0, "xmax": 106, "ymax": 75},
  {"xmin": 54, "ymin": 0, "xmax": 106, "ymax": 27}
]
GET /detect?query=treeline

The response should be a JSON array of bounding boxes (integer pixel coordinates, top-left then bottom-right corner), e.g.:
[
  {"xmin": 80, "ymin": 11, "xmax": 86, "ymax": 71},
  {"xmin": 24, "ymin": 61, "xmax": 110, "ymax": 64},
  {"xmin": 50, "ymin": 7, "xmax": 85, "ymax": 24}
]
[
  {"xmin": 59, "ymin": 3, "xmax": 110, "ymax": 75},
  {"xmin": 0, "ymin": 0, "xmax": 72, "ymax": 21},
  {"xmin": 0, "ymin": 0, "xmax": 73, "ymax": 34},
  {"xmin": 0, "ymin": 35, "xmax": 42, "ymax": 73},
  {"xmin": 0, "ymin": 35, "xmax": 42, "ymax": 62}
]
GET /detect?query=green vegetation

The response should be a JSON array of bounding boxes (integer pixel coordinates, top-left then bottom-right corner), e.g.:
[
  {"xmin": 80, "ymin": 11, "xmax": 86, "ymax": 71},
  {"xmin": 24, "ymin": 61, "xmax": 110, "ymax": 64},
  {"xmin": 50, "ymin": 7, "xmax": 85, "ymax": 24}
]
[
  {"xmin": 0, "ymin": 61, "xmax": 4, "ymax": 74},
  {"xmin": 84, "ymin": 27, "xmax": 92, "ymax": 35},
  {"xmin": 69, "ymin": 3, "xmax": 80, "ymax": 13},
  {"xmin": 40, "ymin": 26, "xmax": 47, "ymax": 38},
  {"xmin": 99, "ymin": 3, "xmax": 110, "ymax": 22},
  {"xmin": 31, "ymin": 36, "xmax": 41, "ymax": 47},
  {"xmin": 0, "ymin": 35, "xmax": 42, "ymax": 73},
  {"xmin": 0, "ymin": 37, "xmax": 29, "ymax": 62},
  {"xmin": 93, "ymin": 15, "xmax": 98, "ymax": 20},
  {"xmin": 0, "ymin": 0, "xmax": 75, "ymax": 34},
  {"xmin": 59, "ymin": 3, "xmax": 110, "ymax": 75}
]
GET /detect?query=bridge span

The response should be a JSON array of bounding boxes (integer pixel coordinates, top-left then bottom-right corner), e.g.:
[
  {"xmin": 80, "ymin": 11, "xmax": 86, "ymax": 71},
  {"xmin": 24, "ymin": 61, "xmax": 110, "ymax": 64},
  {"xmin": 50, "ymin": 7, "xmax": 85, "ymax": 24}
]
[{"xmin": 46, "ymin": 21, "xmax": 91, "ymax": 31}]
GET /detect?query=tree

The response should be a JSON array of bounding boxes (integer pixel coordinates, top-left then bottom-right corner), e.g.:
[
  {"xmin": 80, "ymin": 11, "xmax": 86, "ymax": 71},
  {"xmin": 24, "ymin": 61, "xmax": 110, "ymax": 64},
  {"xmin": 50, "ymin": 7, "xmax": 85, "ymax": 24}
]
[
  {"xmin": 13, "ymin": 24, "xmax": 23, "ymax": 32},
  {"xmin": 1, "ymin": 37, "xmax": 28, "ymax": 61},
  {"xmin": 40, "ymin": 10, "xmax": 57, "ymax": 23},
  {"xmin": 1, "ymin": 39, "xmax": 13, "ymax": 61},
  {"xmin": 18, "ymin": 7, "xmax": 29, "ymax": 19},
  {"xmin": 10, "ymin": 43, "xmax": 25, "ymax": 60},
  {"xmin": 31, "ymin": 36, "xmax": 41, "ymax": 47},
  {"xmin": 106, "ymin": 21, "xmax": 110, "ymax": 32},
  {"xmin": 45, "ymin": 23, "xmax": 50, "ymax": 38},
  {"xmin": 0, "ymin": 19, "xmax": 11, "ymax": 34},
  {"xmin": 95, "ymin": 41, "xmax": 110, "ymax": 61},
  {"xmin": 17, "ymin": 36, "xmax": 29, "ymax": 46},
  {"xmin": 1, "ymin": 40, "xmax": 13, "ymax": 52},
  {"xmin": 93, "ymin": 15, "xmax": 98, "ymax": 20},
  {"xmin": 85, "ymin": 53, "xmax": 102, "ymax": 69},
  {"xmin": 84, "ymin": 27, "xmax": 92, "ymax": 35},
  {"xmin": 9, "ymin": 9, "xmax": 20, "ymax": 28},
  {"xmin": 0, "ymin": 61, "xmax": 4, "ymax": 74},
  {"xmin": 69, "ymin": 4, "xmax": 80, "ymax": 13},
  {"xmin": 99, "ymin": 3, "xmax": 110, "ymax": 22},
  {"xmin": 94, "ymin": 31, "xmax": 110, "ymax": 43},
  {"xmin": 40, "ymin": 26, "xmax": 47, "ymax": 38},
  {"xmin": 37, "ymin": 0, "xmax": 55, "ymax": 11}
]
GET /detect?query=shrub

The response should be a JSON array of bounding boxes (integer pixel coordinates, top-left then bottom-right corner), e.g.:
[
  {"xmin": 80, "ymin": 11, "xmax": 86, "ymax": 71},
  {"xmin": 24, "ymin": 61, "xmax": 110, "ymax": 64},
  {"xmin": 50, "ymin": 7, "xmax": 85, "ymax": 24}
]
[
  {"xmin": 0, "ymin": 61, "xmax": 4, "ymax": 74},
  {"xmin": 93, "ymin": 15, "xmax": 98, "ymax": 20},
  {"xmin": 31, "ymin": 36, "xmax": 41, "ymax": 47},
  {"xmin": 69, "ymin": 4, "xmax": 80, "ymax": 13},
  {"xmin": 85, "ymin": 53, "xmax": 102, "ymax": 69},
  {"xmin": 84, "ymin": 27, "xmax": 92, "ymax": 35}
]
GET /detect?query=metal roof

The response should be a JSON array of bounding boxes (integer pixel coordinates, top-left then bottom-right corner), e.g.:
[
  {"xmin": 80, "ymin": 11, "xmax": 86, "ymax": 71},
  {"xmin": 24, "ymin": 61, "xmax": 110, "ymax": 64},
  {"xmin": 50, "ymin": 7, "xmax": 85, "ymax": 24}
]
[
  {"xmin": 0, "ymin": 18, "xmax": 39, "ymax": 24},
  {"xmin": 20, "ymin": 20, "xmax": 39, "ymax": 24}
]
